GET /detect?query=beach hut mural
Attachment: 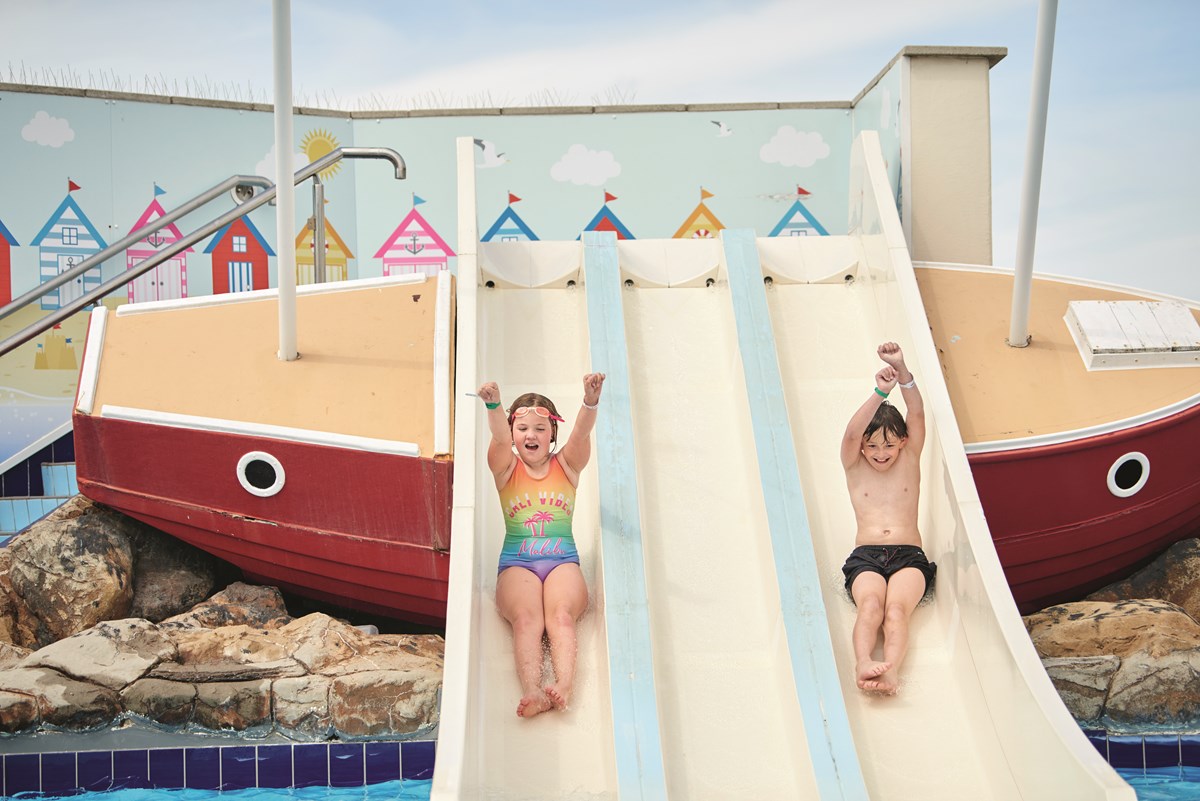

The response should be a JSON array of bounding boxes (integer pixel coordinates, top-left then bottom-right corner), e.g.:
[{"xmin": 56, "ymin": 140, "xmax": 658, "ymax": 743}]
[
  {"xmin": 769, "ymin": 186, "xmax": 829, "ymax": 237},
  {"xmin": 482, "ymin": 193, "xmax": 539, "ymax": 242},
  {"xmin": 32, "ymin": 184, "xmax": 108, "ymax": 311},
  {"xmin": 374, "ymin": 197, "xmax": 455, "ymax": 278},
  {"xmin": 204, "ymin": 216, "xmax": 275, "ymax": 294},
  {"xmin": 0, "ymin": 216, "xmax": 17, "ymax": 306},
  {"xmin": 125, "ymin": 189, "xmax": 192, "ymax": 303},
  {"xmin": 581, "ymin": 192, "xmax": 634, "ymax": 240},
  {"xmin": 673, "ymin": 188, "xmax": 725, "ymax": 239},
  {"xmin": 296, "ymin": 214, "xmax": 354, "ymax": 284}
]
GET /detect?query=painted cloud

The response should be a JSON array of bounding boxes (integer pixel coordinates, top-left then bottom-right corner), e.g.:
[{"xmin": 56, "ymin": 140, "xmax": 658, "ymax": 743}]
[
  {"xmin": 759, "ymin": 126, "xmax": 830, "ymax": 168},
  {"xmin": 551, "ymin": 144, "xmax": 621, "ymax": 186},
  {"xmin": 22, "ymin": 111, "xmax": 75, "ymax": 148},
  {"xmin": 255, "ymin": 144, "xmax": 309, "ymax": 183}
]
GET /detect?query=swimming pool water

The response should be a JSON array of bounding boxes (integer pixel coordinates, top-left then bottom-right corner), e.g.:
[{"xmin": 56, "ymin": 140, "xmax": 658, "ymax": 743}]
[
  {"xmin": 1118, "ymin": 765, "xmax": 1200, "ymax": 801},
  {"xmin": 8, "ymin": 778, "xmax": 432, "ymax": 800}
]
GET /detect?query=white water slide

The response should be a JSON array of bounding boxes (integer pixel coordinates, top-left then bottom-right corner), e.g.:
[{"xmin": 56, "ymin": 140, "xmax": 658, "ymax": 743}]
[{"xmin": 432, "ymin": 135, "xmax": 1133, "ymax": 800}]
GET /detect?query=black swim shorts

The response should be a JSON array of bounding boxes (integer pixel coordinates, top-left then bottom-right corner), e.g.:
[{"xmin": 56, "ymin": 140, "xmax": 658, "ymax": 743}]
[{"xmin": 841, "ymin": 544, "xmax": 937, "ymax": 597}]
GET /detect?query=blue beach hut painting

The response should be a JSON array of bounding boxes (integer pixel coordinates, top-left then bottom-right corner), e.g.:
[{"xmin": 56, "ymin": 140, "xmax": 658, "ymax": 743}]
[
  {"xmin": 482, "ymin": 205, "xmax": 539, "ymax": 243},
  {"xmin": 769, "ymin": 187, "xmax": 829, "ymax": 237},
  {"xmin": 32, "ymin": 193, "xmax": 109, "ymax": 310}
]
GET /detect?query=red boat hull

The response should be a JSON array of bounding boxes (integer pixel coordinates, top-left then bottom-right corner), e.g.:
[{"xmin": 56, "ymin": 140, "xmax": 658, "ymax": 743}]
[
  {"xmin": 970, "ymin": 402, "xmax": 1200, "ymax": 614},
  {"xmin": 73, "ymin": 412, "xmax": 452, "ymax": 625}
]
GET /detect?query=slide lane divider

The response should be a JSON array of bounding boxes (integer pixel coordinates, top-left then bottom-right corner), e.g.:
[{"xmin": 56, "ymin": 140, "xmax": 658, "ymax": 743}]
[
  {"xmin": 582, "ymin": 231, "xmax": 669, "ymax": 801},
  {"xmin": 722, "ymin": 229, "xmax": 869, "ymax": 801}
]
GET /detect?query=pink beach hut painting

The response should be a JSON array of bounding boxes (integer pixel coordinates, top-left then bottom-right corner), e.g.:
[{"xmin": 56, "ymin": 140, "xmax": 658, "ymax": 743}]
[
  {"xmin": 125, "ymin": 194, "xmax": 192, "ymax": 303},
  {"xmin": 374, "ymin": 201, "xmax": 456, "ymax": 278}
]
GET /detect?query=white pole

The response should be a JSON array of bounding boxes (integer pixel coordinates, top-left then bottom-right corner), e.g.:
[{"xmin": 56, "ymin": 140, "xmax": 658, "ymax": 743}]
[
  {"xmin": 273, "ymin": 0, "xmax": 298, "ymax": 361},
  {"xmin": 1008, "ymin": 0, "xmax": 1058, "ymax": 347}
]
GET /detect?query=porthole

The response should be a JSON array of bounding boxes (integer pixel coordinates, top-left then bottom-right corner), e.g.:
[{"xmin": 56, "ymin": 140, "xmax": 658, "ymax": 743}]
[
  {"xmin": 237, "ymin": 451, "xmax": 286, "ymax": 497},
  {"xmin": 1106, "ymin": 452, "xmax": 1149, "ymax": 498}
]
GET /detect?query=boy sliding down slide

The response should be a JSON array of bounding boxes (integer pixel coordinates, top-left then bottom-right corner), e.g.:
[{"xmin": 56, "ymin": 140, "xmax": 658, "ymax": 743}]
[{"xmin": 839, "ymin": 342, "xmax": 937, "ymax": 695}]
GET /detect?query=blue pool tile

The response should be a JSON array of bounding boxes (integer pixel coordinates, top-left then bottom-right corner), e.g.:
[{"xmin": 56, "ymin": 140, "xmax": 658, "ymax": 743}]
[
  {"xmin": 112, "ymin": 749, "xmax": 150, "ymax": 790},
  {"xmin": 1108, "ymin": 736, "xmax": 1144, "ymax": 770},
  {"xmin": 1083, "ymin": 730, "xmax": 1107, "ymax": 761},
  {"xmin": 1183, "ymin": 735, "xmax": 1200, "ymax": 767},
  {"xmin": 222, "ymin": 745, "xmax": 258, "ymax": 791},
  {"xmin": 365, "ymin": 742, "xmax": 401, "ymax": 784},
  {"xmin": 293, "ymin": 743, "xmax": 329, "ymax": 788},
  {"xmin": 42, "ymin": 752, "xmax": 78, "ymax": 796},
  {"xmin": 6, "ymin": 753, "xmax": 41, "ymax": 796},
  {"xmin": 149, "ymin": 748, "xmax": 185, "ymax": 789},
  {"xmin": 257, "ymin": 744, "xmax": 293, "ymax": 789},
  {"xmin": 1144, "ymin": 735, "xmax": 1180, "ymax": 768},
  {"xmin": 329, "ymin": 742, "xmax": 365, "ymax": 788},
  {"xmin": 402, "ymin": 740, "xmax": 436, "ymax": 780},
  {"xmin": 185, "ymin": 747, "xmax": 221, "ymax": 790},
  {"xmin": 0, "ymin": 500, "xmax": 17, "ymax": 533},
  {"xmin": 77, "ymin": 751, "xmax": 113, "ymax": 792}
]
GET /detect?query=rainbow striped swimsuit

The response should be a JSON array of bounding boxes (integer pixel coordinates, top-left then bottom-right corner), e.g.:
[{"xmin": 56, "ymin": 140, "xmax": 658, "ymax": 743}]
[{"xmin": 497, "ymin": 455, "xmax": 579, "ymax": 581}]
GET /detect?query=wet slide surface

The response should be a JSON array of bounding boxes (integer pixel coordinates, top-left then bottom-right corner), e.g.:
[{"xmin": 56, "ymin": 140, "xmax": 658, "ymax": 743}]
[
  {"xmin": 466, "ymin": 286, "xmax": 617, "ymax": 800},
  {"xmin": 768, "ymin": 279, "xmax": 1021, "ymax": 799},
  {"xmin": 621, "ymin": 282, "xmax": 820, "ymax": 800}
]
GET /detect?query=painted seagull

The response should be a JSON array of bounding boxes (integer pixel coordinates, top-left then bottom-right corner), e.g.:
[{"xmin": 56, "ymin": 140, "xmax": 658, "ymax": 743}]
[
  {"xmin": 711, "ymin": 120, "xmax": 733, "ymax": 137},
  {"xmin": 473, "ymin": 138, "xmax": 508, "ymax": 168}
]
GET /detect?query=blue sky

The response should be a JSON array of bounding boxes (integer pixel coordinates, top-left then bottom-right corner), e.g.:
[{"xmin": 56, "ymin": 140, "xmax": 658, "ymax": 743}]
[{"xmin": 3, "ymin": 0, "xmax": 1197, "ymax": 299}]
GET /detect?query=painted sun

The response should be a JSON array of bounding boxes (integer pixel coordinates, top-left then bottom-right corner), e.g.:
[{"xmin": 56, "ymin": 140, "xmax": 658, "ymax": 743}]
[{"xmin": 301, "ymin": 128, "xmax": 342, "ymax": 180}]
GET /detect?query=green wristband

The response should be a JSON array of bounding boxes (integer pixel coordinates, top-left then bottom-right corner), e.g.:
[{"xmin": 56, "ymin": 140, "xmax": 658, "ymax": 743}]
[
  {"xmin": 874, "ymin": 387, "xmax": 889, "ymax": 398},
  {"xmin": 484, "ymin": 401, "xmax": 500, "ymax": 410}
]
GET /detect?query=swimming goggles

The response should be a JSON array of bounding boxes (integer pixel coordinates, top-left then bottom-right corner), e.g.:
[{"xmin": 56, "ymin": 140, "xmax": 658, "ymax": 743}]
[{"xmin": 511, "ymin": 406, "xmax": 565, "ymax": 422}]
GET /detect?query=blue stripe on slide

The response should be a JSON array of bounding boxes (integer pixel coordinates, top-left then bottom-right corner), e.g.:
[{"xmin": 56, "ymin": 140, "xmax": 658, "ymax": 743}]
[
  {"xmin": 723, "ymin": 229, "xmax": 869, "ymax": 801},
  {"xmin": 582, "ymin": 231, "xmax": 668, "ymax": 801}
]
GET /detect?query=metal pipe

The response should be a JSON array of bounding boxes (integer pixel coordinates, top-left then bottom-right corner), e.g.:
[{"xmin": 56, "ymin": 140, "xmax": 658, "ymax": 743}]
[
  {"xmin": 0, "ymin": 147, "xmax": 406, "ymax": 359},
  {"xmin": 1008, "ymin": 0, "xmax": 1058, "ymax": 347},
  {"xmin": 273, "ymin": 0, "xmax": 298, "ymax": 362},
  {"xmin": 0, "ymin": 175, "xmax": 271, "ymax": 323},
  {"xmin": 313, "ymin": 176, "xmax": 326, "ymax": 284}
]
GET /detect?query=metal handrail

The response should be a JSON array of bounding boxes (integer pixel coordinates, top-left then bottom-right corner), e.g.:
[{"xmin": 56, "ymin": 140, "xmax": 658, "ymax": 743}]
[
  {"xmin": 0, "ymin": 147, "xmax": 406, "ymax": 358},
  {"xmin": 0, "ymin": 174, "xmax": 273, "ymax": 323}
]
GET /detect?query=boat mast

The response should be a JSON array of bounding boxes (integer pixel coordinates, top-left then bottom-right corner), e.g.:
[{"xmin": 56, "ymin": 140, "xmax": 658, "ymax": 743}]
[
  {"xmin": 273, "ymin": 0, "xmax": 299, "ymax": 361},
  {"xmin": 1008, "ymin": 0, "xmax": 1058, "ymax": 348}
]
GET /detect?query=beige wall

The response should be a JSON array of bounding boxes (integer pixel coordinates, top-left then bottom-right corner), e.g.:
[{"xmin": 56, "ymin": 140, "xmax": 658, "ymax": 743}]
[{"xmin": 904, "ymin": 53, "xmax": 998, "ymax": 266}]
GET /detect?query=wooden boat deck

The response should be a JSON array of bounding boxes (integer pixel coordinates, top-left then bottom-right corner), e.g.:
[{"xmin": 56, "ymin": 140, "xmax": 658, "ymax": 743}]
[
  {"xmin": 88, "ymin": 277, "xmax": 452, "ymax": 455},
  {"xmin": 914, "ymin": 266, "xmax": 1200, "ymax": 446}
]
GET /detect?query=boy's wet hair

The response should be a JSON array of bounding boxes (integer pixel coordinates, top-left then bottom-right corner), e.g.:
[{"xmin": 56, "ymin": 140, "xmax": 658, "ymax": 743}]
[
  {"xmin": 508, "ymin": 392, "xmax": 560, "ymax": 442},
  {"xmin": 864, "ymin": 401, "xmax": 907, "ymax": 443}
]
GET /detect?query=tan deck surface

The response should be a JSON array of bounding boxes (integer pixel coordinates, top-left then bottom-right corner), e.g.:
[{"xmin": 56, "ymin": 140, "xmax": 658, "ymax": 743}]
[
  {"xmin": 915, "ymin": 267, "xmax": 1200, "ymax": 445},
  {"xmin": 91, "ymin": 279, "xmax": 453, "ymax": 453}
]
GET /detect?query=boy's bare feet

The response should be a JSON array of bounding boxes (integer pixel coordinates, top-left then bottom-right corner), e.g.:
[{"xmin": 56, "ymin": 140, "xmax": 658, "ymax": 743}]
[
  {"xmin": 856, "ymin": 660, "xmax": 892, "ymax": 692},
  {"xmin": 517, "ymin": 690, "xmax": 553, "ymax": 718},
  {"xmin": 545, "ymin": 683, "xmax": 571, "ymax": 710}
]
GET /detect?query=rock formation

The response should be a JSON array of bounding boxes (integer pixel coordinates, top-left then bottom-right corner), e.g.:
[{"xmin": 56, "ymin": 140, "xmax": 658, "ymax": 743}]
[
  {"xmin": 0, "ymin": 499, "xmax": 443, "ymax": 741},
  {"xmin": 1024, "ymin": 538, "xmax": 1200, "ymax": 731}
]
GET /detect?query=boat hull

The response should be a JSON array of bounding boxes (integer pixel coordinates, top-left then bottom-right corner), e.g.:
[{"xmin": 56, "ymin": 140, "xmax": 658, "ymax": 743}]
[
  {"xmin": 73, "ymin": 412, "xmax": 452, "ymax": 625},
  {"xmin": 970, "ymin": 401, "xmax": 1200, "ymax": 614}
]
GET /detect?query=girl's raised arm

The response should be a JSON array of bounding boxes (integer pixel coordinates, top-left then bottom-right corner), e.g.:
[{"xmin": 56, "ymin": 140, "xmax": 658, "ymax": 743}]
[
  {"xmin": 558, "ymin": 373, "xmax": 605, "ymax": 483},
  {"xmin": 477, "ymin": 382, "xmax": 516, "ymax": 481}
]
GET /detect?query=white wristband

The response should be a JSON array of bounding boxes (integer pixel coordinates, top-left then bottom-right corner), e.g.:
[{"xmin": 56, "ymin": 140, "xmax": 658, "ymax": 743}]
[
  {"xmin": 582, "ymin": 400, "xmax": 598, "ymax": 410},
  {"xmin": 898, "ymin": 378, "xmax": 916, "ymax": 389}
]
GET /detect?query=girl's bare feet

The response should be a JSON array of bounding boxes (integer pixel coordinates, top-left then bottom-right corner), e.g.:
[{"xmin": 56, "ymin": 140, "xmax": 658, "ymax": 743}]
[
  {"xmin": 517, "ymin": 690, "xmax": 553, "ymax": 718},
  {"xmin": 545, "ymin": 683, "xmax": 572, "ymax": 711}
]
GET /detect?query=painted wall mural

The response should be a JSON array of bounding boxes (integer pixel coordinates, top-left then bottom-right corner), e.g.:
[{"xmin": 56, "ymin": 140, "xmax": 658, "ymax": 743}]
[{"xmin": 0, "ymin": 63, "xmax": 905, "ymax": 464}]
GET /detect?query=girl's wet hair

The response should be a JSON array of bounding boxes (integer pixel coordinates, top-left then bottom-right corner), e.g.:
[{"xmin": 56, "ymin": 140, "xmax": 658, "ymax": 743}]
[
  {"xmin": 864, "ymin": 401, "xmax": 908, "ymax": 443},
  {"xmin": 508, "ymin": 392, "xmax": 561, "ymax": 442}
]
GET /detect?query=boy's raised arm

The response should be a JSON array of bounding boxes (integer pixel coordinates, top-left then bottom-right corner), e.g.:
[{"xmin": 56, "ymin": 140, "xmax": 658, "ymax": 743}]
[
  {"xmin": 878, "ymin": 342, "xmax": 925, "ymax": 455},
  {"xmin": 841, "ymin": 366, "xmax": 897, "ymax": 469}
]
